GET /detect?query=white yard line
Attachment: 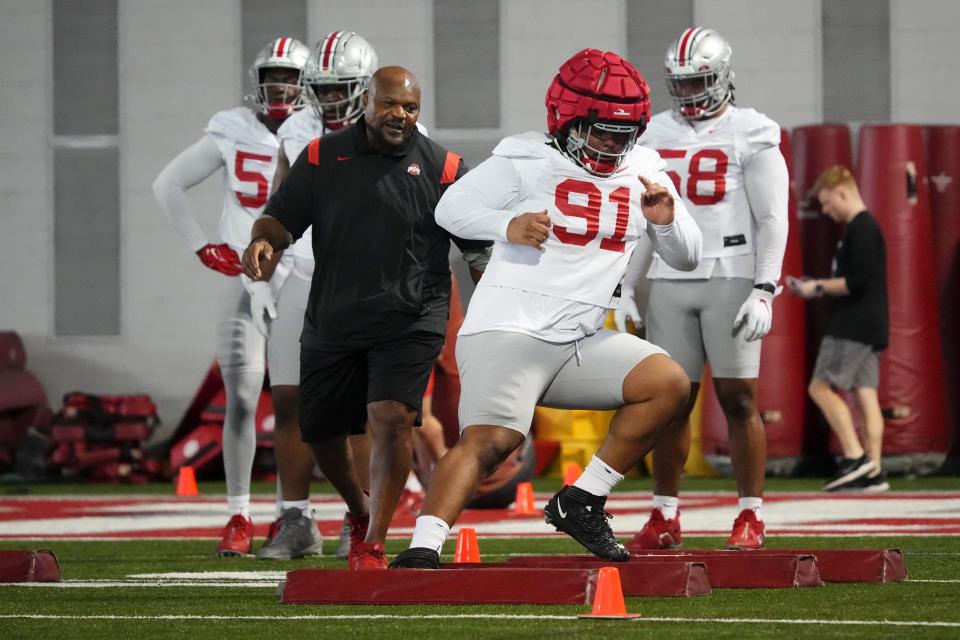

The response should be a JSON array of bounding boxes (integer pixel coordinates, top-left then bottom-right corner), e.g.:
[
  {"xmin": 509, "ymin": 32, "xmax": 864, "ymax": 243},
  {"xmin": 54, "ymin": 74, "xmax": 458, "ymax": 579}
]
[
  {"xmin": 0, "ymin": 614, "xmax": 958, "ymax": 627},
  {"xmin": 906, "ymin": 579, "xmax": 960, "ymax": 583}
]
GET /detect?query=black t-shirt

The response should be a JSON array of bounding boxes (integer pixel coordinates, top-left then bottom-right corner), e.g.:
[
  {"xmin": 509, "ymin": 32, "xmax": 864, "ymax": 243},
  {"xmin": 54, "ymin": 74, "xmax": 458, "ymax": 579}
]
[
  {"xmin": 825, "ymin": 210, "xmax": 889, "ymax": 350},
  {"xmin": 264, "ymin": 116, "xmax": 488, "ymax": 347}
]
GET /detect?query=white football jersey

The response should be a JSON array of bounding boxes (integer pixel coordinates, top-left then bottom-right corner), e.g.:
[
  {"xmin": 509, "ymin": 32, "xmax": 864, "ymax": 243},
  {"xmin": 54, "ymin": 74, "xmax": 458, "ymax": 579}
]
[
  {"xmin": 454, "ymin": 132, "xmax": 694, "ymax": 341},
  {"xmin": 204, "ymin": 107, "xmax": 280, "ymax": 253},
  {"xmin": 640, "ymin": 106, "xmax": 780, "ymax": 279}
]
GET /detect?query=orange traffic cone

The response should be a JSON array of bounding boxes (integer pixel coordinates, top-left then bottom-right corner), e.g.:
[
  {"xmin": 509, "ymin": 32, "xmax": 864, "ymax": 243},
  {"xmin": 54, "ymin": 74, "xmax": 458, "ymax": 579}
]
[
  {"xmin": 578, "ymin": 567, "xmax": 641, "ymax": 619},
  {"xmin": 562, "ymin": 462, "xmax": 583, "ymax": 487},
  {"xmin": 453, "ymin": 527, "xmax": 481, "ymax": 563},
  {"xmin": 513, "ymin": 481, "xmax": 537, "ymax": 515},
  {"xmin": 175, "ymin": 465, "xmax": 198, "ymax": 497}
]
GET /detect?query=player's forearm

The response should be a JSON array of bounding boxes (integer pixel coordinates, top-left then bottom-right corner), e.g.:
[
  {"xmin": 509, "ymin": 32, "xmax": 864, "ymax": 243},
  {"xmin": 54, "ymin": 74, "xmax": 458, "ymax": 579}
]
[
  {"xmin": 435, "ymin": 156, "xmax": 521, "ymax": 241},
  {"xmin": 745, "ymin": 146, "xmax": 789, "ymax": 285},
  {"xmin": 152, "ymin": 137, "xmax": 224, "ymax": 252},
  {"xmin": 649, "ymin": 212, "xmax": 702, "ymax": 271},
  {"xmin": 436, "ymin": 187, "xmax": 515, "ymax": 241}
]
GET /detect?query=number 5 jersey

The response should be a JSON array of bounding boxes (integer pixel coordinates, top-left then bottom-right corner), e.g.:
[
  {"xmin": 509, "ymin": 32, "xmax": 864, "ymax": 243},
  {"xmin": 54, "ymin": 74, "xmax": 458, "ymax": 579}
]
[
  {"xmin": 434, "ymin": 131, "xmax": 702, "ymax": 342},
  {"xmin": 639, "ymin": 106, "xmax": 788, "ymax": 284}
]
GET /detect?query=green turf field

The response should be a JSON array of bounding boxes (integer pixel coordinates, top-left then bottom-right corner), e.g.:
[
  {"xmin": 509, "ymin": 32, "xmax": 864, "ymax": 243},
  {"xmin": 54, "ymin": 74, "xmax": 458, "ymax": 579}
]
[{"xmin": 1, "ymin": 478, "xmax": 958, "ymax": 639}]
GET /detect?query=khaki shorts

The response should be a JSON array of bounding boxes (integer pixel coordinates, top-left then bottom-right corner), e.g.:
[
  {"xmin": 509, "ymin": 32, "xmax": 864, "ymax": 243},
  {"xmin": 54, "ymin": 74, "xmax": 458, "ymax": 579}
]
[
  {"xmin": 812, "ymin": 336, "xmax": 880, "ymax": 390},
  {"xmin": 455, "ymin": 329, "xmax": 667, "ymax": 435}
]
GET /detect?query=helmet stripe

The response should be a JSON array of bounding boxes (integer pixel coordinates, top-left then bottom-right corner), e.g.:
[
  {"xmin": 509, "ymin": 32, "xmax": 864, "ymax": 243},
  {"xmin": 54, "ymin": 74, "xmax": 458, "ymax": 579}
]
[
  {"xmin": 276, "ymin": 37, "xmax": 288, "ymax": 58},
  {"xmin": 677, "ymin": 28, "xmax": 697, "ymax": 66},
  {"xmin": 322, "ymin": 31, "xmax": 342, "ymax": 71}
]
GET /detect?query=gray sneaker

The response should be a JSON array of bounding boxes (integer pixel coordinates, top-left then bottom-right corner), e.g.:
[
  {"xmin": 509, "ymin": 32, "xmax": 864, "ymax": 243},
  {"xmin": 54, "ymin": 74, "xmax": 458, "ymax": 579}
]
[
  {"xmin": 335, "ymin": 513, "xmax": 351, "ymax": 560},
  {"xmin": 256, "ymin": 508, "xmax": 323, "ymax": 560}
]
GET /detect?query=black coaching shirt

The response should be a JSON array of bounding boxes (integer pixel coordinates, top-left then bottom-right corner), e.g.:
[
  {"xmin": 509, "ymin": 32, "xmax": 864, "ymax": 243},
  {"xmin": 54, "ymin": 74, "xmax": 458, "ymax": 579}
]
[
  {"xmin": 825, "ymin": 210, "xmax": 889, "ymax": 350},
  {"xmin": 264, "ymin": 116, "xmax": 487, "ymax": 348}
]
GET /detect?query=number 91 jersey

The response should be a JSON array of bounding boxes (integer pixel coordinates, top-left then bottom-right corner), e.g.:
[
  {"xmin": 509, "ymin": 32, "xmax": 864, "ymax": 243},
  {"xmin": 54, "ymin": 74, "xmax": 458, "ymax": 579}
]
[
  {"xmin": 639, "ymin": 106, "xmax": 780, "ymax": 276},
  {"xmin": 479, "ymin": 132, "xmax": 673, "ymax": 308},
  {"xmin": 204, "ymin": 107, "xmax": 280, "ymax": 253}
]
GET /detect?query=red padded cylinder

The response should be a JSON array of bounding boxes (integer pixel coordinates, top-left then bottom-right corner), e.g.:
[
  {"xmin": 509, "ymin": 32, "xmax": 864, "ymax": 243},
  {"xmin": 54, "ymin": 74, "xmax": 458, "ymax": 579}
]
[
  {"xmin": 791, "ymin": 125, "xmax": 853, "ymax": 462},
  {"xmin": 700, "ymin": 129, "xmax": 806, "ymax": 474},
  {"xmin": 857, "ymin": 124, "xmax": 947, "ymax": 466},
  {"xmin": 923, "ymin": 126, "xmax": 960, "ymax": 462}
]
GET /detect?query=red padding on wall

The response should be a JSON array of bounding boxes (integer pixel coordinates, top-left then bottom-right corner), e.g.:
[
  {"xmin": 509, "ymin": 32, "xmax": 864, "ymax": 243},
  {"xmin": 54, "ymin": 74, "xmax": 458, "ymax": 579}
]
[
  {"xmin": 857, "ymin": 124, "xmax": 947, "ymax": 458},
  {"xmin": 923, "ymin": 125, "xmax": 960, "ymax": 460}
]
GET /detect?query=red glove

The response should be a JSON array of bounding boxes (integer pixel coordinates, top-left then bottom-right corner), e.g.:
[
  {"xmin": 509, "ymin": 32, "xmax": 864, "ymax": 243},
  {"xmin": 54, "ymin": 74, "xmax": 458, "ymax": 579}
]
[{"xmin": 197, "ymin": 243, "xmax": 243, "ymax": 276}]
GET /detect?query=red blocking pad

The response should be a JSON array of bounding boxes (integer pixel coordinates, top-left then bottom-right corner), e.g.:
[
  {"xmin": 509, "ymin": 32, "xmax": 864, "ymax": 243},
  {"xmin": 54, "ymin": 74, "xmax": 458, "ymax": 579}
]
[
  {"xmin": 442, "ymin": 561, "xmax": 710, "ymax": 597},
  {"xmin": 615, "ymin": 548, "xmax": 906, "ymax": 584},
  {"xmin": 280, "ymin": 568, "xmax": 599, "ymax": 605},
  {"xmin": 923, "ymin": 126, "xmax": 960, "ymax": 461},
  {"xmin": 0, "ymin": 550, "xmax": 62, "ymax": 583},
  {"xmin": 857, "ymin": 124, "xmax": 948, "ymax": 462},
  {"xmin": 508, "ymin": 553, "xmax": 820, "ymax": 589},
  {"xmin": 777, "ymin": 548, "xmax": 907, "ymax": 583}
]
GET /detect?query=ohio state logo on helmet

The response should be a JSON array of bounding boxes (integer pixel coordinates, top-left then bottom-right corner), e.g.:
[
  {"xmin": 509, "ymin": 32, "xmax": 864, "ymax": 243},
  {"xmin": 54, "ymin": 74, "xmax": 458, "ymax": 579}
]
[{"xmin": 545, "ymin": 49, "xmax": 651, "ymax": 176}]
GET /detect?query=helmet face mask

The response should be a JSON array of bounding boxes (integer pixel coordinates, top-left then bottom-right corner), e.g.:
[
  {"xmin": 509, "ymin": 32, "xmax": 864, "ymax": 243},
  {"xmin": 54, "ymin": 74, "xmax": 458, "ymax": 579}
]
[
  {"xmin": 565, "ymin": 120, "xmax": 642, "ymax": 176},
  {"xmin": 247, "ymin": 37, "xmax": 310, "ymax": 121},
  {"xmin": 545, "ymin": 48, "xmax": 651, "ymax": 177},
  {"xmin": 303, "ymin": 31, "xmax": 378, "ymax": 128},
  {"xmin": 664, "ymin": 28, "xmax": 734, "ymax": 120}
]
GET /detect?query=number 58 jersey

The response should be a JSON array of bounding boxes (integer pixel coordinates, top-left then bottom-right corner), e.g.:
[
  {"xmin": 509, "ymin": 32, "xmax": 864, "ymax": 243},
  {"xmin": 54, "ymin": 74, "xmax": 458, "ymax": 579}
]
[
  {"xmin": 640, "ymin": 106, "xmax": 780, "ymax": 279},
  {"xmin": 471, "ymin": 132, "xmax": 686, "ymax": 308},
  {"xmin": 204, "ymin": 107, "xmax": 280, "ymax": 253}
]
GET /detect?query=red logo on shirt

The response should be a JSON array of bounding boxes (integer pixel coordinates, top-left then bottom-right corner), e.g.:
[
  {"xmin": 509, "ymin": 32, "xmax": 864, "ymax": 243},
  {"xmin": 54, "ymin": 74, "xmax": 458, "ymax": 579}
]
[{"xmin": 407, "ymin": 163, "xmax": 421, "ymax": 176}]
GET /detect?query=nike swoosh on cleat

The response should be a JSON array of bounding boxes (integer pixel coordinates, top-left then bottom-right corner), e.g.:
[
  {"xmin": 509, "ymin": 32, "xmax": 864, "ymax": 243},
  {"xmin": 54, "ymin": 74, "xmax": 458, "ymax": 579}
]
[
  {"xmin": 557, "ymin": 500, "xmax": 567, "ymax": 519},
  {"xmin": 336, "ymin": 155, "xmax": 352, "ymax": 161}
]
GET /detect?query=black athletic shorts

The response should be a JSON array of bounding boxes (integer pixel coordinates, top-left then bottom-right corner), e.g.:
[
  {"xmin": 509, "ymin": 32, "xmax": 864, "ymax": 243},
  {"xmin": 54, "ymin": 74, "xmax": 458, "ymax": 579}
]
[{"xmin": 298, "ymin": 331, "xmax": 443, "ymax": 442}]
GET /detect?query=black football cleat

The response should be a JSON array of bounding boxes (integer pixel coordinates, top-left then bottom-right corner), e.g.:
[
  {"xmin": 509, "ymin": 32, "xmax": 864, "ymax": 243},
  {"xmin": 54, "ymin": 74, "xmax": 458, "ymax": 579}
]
[
  {"xmin": 388, "ymin": 547, "xmax": 441, "ymax": 569},
  {"xmin": 544, "ymin": 485, "xmax": 629, "ymax": 562}
]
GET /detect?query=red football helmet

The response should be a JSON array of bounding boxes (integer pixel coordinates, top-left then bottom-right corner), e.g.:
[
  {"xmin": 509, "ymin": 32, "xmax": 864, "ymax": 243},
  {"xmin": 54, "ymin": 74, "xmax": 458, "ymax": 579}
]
[{"xmin": 545, "ymin": 49, "xmax": 651, "ymax": 176}]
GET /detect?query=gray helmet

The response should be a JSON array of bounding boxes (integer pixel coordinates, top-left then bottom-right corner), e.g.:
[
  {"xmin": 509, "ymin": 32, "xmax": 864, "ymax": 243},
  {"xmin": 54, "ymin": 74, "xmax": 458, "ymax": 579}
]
[
  {"xmin": 246, "ymin": 37, "xmax": 310, "ymax": 119},
  {"xmin": 664, "ymin": 28, "xmax": 734, "ymax": 120},
  {"xmin": 302, "ymin": 31, "xmax": 378, "ymax": 126}
]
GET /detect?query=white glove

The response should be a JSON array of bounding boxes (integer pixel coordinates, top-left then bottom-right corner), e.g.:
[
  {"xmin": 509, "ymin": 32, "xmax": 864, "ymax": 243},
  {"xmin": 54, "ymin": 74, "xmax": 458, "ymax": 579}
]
[
  {"xmin": 733, "ymin": 286, "xmax": 780, "ymax": 342},
  {"xmin": 613, "ymin": 287, "xmax": 643, "ymax": 333},
  {"xmin": 248, "ymin": 281, "xmax": 278, "ymax": 337}
]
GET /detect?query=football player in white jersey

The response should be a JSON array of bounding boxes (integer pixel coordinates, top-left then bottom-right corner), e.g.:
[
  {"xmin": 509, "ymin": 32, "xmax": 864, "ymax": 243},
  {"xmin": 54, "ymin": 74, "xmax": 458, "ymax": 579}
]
[
  {"xmin": 626, "ymin": 28, "xmax": 789, "ymax": 551},
  {"xmin": 253, "ymin": 31, "xmax": 378, "ymax": 561},
  {"xmin": 390, "ymin": 49, "xmax": 702, "ymax": 568},
  {"xmin": 152, "ymin": 37, "xmax": 310, "ymax": 556}
]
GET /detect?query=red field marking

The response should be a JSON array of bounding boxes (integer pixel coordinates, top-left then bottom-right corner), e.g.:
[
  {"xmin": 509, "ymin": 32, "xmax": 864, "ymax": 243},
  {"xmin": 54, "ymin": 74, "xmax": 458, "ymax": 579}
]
[{"xmin": 0, "ymin": 492, "xmax": 957, "ymax": 539}]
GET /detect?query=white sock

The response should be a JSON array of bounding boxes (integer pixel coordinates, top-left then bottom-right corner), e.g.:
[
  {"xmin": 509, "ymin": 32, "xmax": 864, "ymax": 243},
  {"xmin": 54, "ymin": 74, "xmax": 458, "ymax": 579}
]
[
  {"xmin": 652, "ymin": 495, "xmax": 680, "ymax": 520},
  {"xmin": 281, "ymin": 499, "xmax": 312, "ymax": 517},
  {"xmin": 405, "ymin": 472, "xmax": 423, "ymax": 493},
  {"xmin": 274, "ymin": 477, "xmax": 284, "ymax": 518},
  {"xmin": 227, "ymin": 494, "xmax": 251, "ymax": 518},
  {"xmin": 410, "ymin": 515, "xmax": 450, "ymax": 553},
  {"xmin": 739, "ymin": 496, "xmax": 763, "ymax": 520},
  {"xmin": 572, "ymin": 455, "xmax": 624, "ymax": 498}
]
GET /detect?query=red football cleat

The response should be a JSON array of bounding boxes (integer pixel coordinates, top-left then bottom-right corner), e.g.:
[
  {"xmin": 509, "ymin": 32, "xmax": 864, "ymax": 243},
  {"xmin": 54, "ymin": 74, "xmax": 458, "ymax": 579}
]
[
  {"xmin": 725, "ymin": 509, "xmax": 765, "ymax": 550},
  {"xmin": 216, "ymin": 514, "xmax": 253, "ymax": 557},
  {"xmin": 345, "ymin": 512, "xmax": 370, "ymax": 557},
  {"xmin": 349, "ymin": 542, "xmax": 387, "ymax": 570},
  {"xmin": 628, "ymin": 508, "xmax": 682, "ymax": 551},
  {"xmin": 264, "ymin": 516, "xmax": 283, "ymax": 547},
  {"xmin": 395, "ymin": 488, "xmax": 425, "ymax": 516}
]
